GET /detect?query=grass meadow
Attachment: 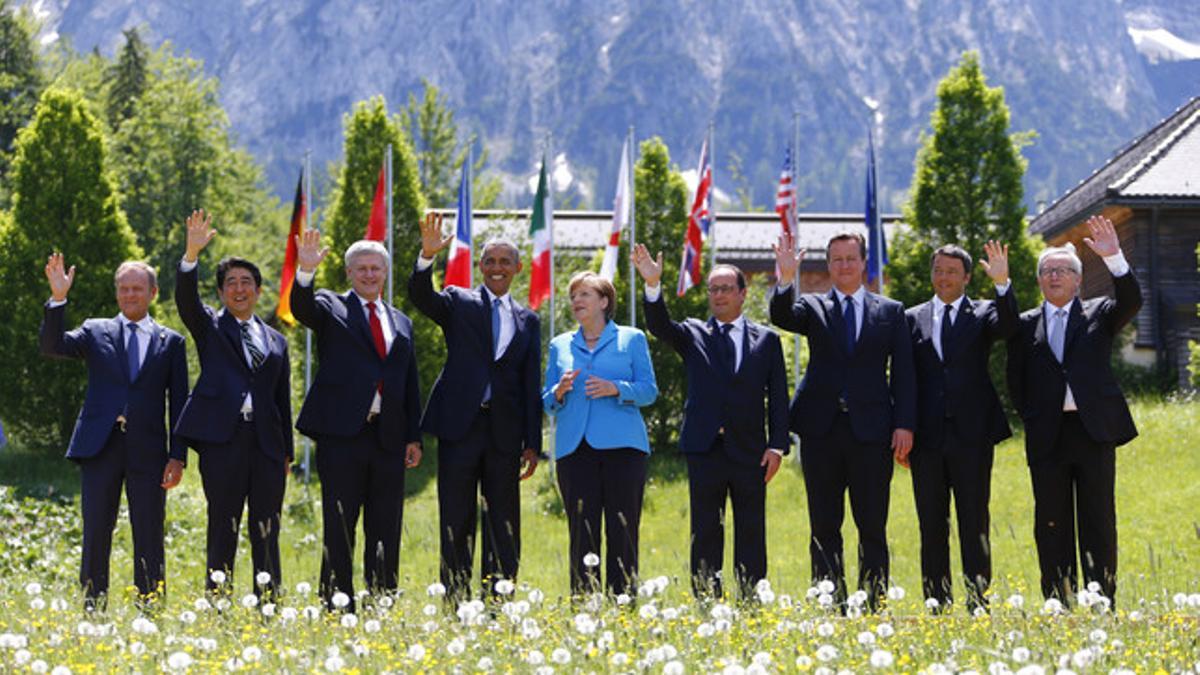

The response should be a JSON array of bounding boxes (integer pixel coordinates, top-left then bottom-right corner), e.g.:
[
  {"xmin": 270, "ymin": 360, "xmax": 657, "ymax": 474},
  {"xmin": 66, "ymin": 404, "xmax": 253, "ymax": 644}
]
[{"xmin": 1, "ymin": 397, "xmax": 1198, "ymax": 672}]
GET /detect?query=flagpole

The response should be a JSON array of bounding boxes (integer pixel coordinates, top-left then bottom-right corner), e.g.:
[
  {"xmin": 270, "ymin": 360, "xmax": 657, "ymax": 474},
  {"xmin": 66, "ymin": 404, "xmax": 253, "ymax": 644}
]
[
  {"xmin": 627, "ymin": 125, "xmax": 636, "ymax": 326},
  {"xmin": 707, "ymin": 121, "xmax": 717, "ymax": 266},
  {"xmin": 385, "ymin": 143, "xmax": 394, "ymax": 303},
  {"xmin": 303, "ymin": 149, "xmax": 314, "ymax": 487},
  {"xmin": 791, "ymin": 111, "xmax": 802, "ymax": 398},
  {"xmin": 545, "ymin": 133, "xmax": 554, "ymax": 341},
  {"xmin": 467, "ymin": 142, "xmax": 474, "ymax": 288}
]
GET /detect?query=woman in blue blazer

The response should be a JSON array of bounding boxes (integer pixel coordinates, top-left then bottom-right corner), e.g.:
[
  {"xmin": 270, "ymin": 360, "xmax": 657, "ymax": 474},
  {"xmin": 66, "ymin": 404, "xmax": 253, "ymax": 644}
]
[{"xmin": 544, "ymin": 271, "xmax": 657, "ymax": 596}]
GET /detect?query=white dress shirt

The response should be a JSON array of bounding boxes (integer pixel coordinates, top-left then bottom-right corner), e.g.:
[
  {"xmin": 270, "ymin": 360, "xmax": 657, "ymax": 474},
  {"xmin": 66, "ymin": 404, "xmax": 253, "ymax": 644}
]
[
  {"xmin": 120, "ymin": 312, "xmax": 154, "ymax": 370},
  {"xmin": 831, "ymin": 286, "xmax": 867, "ymax": 340}
]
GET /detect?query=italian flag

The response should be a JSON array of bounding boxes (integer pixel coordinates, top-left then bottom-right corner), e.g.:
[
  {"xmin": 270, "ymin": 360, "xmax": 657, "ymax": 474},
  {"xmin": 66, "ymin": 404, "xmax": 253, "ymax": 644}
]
[{"xmin": 528, "ymin": 156, "xmax": 553, "ymax": 310}]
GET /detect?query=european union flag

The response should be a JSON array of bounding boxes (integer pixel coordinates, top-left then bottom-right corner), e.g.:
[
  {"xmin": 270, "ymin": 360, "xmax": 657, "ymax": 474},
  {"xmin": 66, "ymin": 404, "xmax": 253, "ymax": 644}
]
[{"xmin": 865, "ymin": 129, "xmax": 887, "ymax": 287}]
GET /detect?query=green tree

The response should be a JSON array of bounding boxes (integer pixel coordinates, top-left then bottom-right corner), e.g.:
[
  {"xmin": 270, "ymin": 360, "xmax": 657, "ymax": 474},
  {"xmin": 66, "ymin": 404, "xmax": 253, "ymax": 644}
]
[
  {"xmin": 0, "ymin": 88, "xmax": 141, "ymax": 452},
  {"xmin": 403, "ymin": 79, "xmax": 500, "ymax": 209},
  {"xmin": 0, "ymin": 0, "xmax": 43, "ymax": 189},
  {"xmin": 614, "ymin": 137, "xmax": 704, "ymax": 454},
  {"xmin": 889, "ymin": 51, "xmax": 1041, "ymax": 311},
  {"xmin": 106, "ymin": 44, "xmax": 282, "ymax": 302},
  {"xmin": 104, "ymin": 27, "xmax": 146, "ymax": 131}
]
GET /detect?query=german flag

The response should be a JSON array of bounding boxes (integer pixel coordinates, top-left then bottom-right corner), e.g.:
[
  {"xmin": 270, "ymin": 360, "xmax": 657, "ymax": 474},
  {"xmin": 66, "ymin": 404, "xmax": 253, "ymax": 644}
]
[{"xmin": 276, "ymin": 169, "xmax": 306, "ymax": 326}]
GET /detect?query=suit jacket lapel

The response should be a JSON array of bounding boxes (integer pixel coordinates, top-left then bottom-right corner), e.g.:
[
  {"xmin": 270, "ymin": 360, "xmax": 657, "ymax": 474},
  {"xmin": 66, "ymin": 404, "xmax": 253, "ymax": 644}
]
[
  {"xmin": 138, "ymin": 319, "xmax": 166, "ymax": 379},
  {"xmin": 505, "ymin": 302, "xmax": 529, "ymax": 360},
  {"xmin": 218, "ymin": 310, "xmax": 252, "ymax": 373},
  {"xmin": 345, "ymin": 292, "xmax": 382, "ymax": 360},
  {"xmin": 917, "ymin": 302, "xmax": 937, "ymax": 359},
  {"xmin": 824, "ymin": 291, "xmax": 851, "ymax": 358},
  {"xmin": 944, "ymin": 297, "xmax": 973, "ymax": 362},
  {"xmin": 479, "ymin": 286, "xmax": 497, "ymax": 361},
  {"xmin": 110, "ymin": 317, "xmax": 131, "ymax": 382},
  {"xmin": 1062, "ymin": 297, "xmax": 1085, "ymax": 357}
]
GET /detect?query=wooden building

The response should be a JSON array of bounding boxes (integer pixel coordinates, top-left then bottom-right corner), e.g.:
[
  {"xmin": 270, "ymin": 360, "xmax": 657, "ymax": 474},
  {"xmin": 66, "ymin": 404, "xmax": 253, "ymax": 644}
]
[{"xmin": 1028, "ymin": 96, "xmax": 1200, "ymax": 387}]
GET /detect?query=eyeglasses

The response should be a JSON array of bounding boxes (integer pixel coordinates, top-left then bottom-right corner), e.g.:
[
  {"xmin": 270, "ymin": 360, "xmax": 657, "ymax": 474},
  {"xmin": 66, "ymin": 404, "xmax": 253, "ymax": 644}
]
[
  {"xmin": 1039, "ymin": 266, "xmax": 1077, "ymax": 278},
  {"xmin": 707, "ymin": 284, "xmax": 739, "ymax": 295}
]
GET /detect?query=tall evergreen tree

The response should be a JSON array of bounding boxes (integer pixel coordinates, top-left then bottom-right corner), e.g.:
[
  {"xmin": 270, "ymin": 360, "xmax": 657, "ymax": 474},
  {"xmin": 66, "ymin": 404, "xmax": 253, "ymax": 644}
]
[
  {"xmin": 610, "ymin": 137, "xmax": 703, "ymax": 454},
  {"xmin": 107, "ymin": 45, "xmax": 282, "ymax": 301},
  {"xmin": 0, "ymin": 0, "xmax": 43, "ymax": 188},
  {"xmin": 0, "ymin": 88, "xmax": 141, "ymax": 452},
  {"xmin": 888, "ymin": 51, "xmax": 1040, "ymax": 311},
  {"xmin": 105, "ymin": 27, "xmax": 147, "ymax": 131},
  {"xmin": 323, "ymin": 95, "xmax": 440, "ymax": 396}
]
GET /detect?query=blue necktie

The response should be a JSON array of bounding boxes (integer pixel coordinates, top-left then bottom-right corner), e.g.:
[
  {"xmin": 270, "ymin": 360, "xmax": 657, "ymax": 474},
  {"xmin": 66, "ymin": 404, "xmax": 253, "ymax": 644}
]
[
  {"xmin": 482, "ymin": 297, "xmax": 502, "ymax": 404},
  {"xmin": 491, "ymin": 297, "xmax": 502, "ymax": 357},
  {"xmin": 126, "ymin": 322, "xmax": 141, "ymax": 381},
  {"xmin": 842, "ymin": 296, "xmax": 857, "ymax": 356}
]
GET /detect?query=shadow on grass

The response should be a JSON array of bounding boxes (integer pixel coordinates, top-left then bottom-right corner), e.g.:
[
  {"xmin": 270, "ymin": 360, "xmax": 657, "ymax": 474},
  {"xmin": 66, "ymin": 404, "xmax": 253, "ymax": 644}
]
[{"xmin": 0, "ymin": 443, "xmax": 80, "ymax": 500}]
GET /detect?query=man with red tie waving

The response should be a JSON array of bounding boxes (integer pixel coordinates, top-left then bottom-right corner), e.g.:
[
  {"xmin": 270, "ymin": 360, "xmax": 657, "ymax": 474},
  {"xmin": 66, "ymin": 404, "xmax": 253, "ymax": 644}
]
[{"xmin": 291, "ymin": 230, "xmax": 422, "ymax": 611}]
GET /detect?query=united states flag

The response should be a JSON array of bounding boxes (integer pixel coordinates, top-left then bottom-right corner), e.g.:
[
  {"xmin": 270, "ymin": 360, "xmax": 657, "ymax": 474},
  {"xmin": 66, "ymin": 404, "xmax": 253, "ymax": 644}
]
[
  {"xmin": 676, "ymin": 137, "xmax": 712, "ymax": 296},
  {"xmin": 775, "ymin": 145, "xmax": 796, "ymax": 237}
]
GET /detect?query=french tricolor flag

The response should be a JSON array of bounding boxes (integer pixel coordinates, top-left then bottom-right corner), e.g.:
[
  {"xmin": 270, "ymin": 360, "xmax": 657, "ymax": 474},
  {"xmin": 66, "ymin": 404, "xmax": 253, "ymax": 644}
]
[{"xmin": 445, "ymin": 160, "xmax": 473, "ymax": 288}]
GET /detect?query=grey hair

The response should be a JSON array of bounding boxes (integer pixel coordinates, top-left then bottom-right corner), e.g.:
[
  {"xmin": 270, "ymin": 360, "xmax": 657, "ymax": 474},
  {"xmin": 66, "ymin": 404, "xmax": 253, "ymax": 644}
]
[
  {"xmin": 479, "ymin": 237, "xmax": 521, "ymax": 263},
  {"xmin": 1037, "ymin": 242, "xmax": 1082, "ymax": 275},
  {"xmin": 344, "ymin": 240, "xmax": 390, "ymax": 269},
  {"xmin": 114, "ymin": 261, "xmax": 158, "ymax": 289}
]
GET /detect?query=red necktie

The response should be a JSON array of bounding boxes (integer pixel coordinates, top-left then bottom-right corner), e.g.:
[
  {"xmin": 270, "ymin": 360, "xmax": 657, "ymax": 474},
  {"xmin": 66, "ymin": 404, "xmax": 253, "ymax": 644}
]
[{"xmin": 366, "ymin": 301, "xmax": 388, "ymax": 359}]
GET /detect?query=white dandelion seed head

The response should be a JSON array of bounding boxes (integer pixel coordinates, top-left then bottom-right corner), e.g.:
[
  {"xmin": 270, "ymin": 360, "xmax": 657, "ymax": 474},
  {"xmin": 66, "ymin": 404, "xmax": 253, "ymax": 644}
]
[
  {"xmin": 494, "ymin": 579, "xmax": 516, "ymax": 595},
  {"xmin": 260, "ymin": 603, "xmax": 275, "ymax": 617},
  {"xmin": 551, "ymin": 647, "xmax": 571, "ymax": 664},
  {"xmin": 255, "ymin": 571, "xmax": 272, "ymax": 586},
  {"xmin": 364, "ymin": 619, "xmax": 381, "ymax": 633},
  {"xmin": 528, "ymin": 588, "xmax": 545, "ymax": 603},
  {"xmin": 331, "ymin": 592, "xmax": 350, "ymax": 608},
  {"xmin": 817, "ymin": 621, "xmax": 835, "ymax": 637},
  {"xmin": 407, "ymin": 643, "xmax": 426, "ymax": 661},
  {"xmin": 340, "ymin": 613, "xmax": 357, "ymax": 628},
  {"xmin": 816, "ymin": 644, "xmax": 838, "ymax": 662},
  {"xmin": 295, "ymin": 581, "xmax": 312, "ymax": 595},
  {"xmin": 241, "ymin": 646, "xmax": 262, "ymax": 662},
  {"xmin": 476, "ymin": 656, "xmax": 494, "ymax": 671},
  {"xmin": 166, "ymin": 651, "xmax": 193, "ymax": 670},
  {"xmin": 1041, "ymin": 598, "xmax": 1065, "ymax": 615},
  {"xmin": 887, "ymin": 586, "xmax": 906, "ymax": 601},
  {"xmin": 925, "ymin": 597, "xmax": 941, "ymax": 610},
  {"xmin": 1007, "ymin": 593, "xmax": 1024, "ymax": 610},
  {"xmin": 423, "ymin": 603, "xmax": 438, "ymax": 616},
  {"xmin": 525, "ymin": 649, "xmax": 545, "ymax": 665},
  {"xmin": 323, "ymin": 655, "xmax": 344, "ymax": 672},
  {"xmin": 209, "ymin": 570, "xmax": 226, "ymax": 584},
  {"xmin": 857, "ymin": 630, "xmax": 876, "ymax": 645},
  {"xmin": 869, "ymin": 649, "xmax": 894, "ymax": 668},
  {"xmin": 875, "ymin": 622, "xmax": 894, "ymax": 638},
  {"xmin": 24, "ymin": 582, "xmax": 43, "ymax": 595},
  {"xmin": 447, "ymin": 637, "xmax": 466, "ymax": 656},
  {"xmin": 240, "ymin": 594, "xmax": 258, "ymax": 609},
  {"xmin": 426, "ymin": 582, "xmax": 447, "ymax": 597},
  {"xmin": 616, "ymin": 593, "xmax": 632, "ymax": 606},
  {"xmin": 818, "ymin": 592, "xmax": 834, "ymax": 608},
  {"xmin": 583, "ymin": 552, "xmax": 601, "ymax": 567}
]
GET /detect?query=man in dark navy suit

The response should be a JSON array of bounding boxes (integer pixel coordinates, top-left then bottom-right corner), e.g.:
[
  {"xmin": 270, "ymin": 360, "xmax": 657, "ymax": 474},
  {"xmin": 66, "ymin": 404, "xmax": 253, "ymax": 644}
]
[
  {"xmin": 174, "ymin": 209, "xmax": 292, "ymax": 598},
  {"xmin": 409, "ymin": 212, "xmax": 540, "ymax": 602},
  {"xmin": 902, "ymin": 241, "xmax": 1016, "ymax": 614},
  {"xmin": 633, "ymin": 244, "xmax": 788, "ymax": 601},
  {"xmin": 771, "ymin": 230, "xmax": 916, "ymax": 613},
  {"xmin": 1008, "ymin": 215, "xmax": 1141, "ymax": 606},
  {"xmin": 291, "ymin": 229, "xmax": 422, "ymax": 611},
  {"xmin": 40, "ymin": 254, "xmax": 188, "ymax": 609}
]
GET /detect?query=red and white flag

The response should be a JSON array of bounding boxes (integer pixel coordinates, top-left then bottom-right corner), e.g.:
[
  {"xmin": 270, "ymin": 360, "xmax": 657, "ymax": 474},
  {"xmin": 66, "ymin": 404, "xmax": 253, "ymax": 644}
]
[
  {"xmin": 774, "ymin": 145, "xmax": 797, "ymax": 280},
  {"xmin": 599, "ymin": 137, "xmax": 631, "ymax": 281},
  {"xmin": 363, "ymin": 160, "xmax": 387, "ymax": 241}
]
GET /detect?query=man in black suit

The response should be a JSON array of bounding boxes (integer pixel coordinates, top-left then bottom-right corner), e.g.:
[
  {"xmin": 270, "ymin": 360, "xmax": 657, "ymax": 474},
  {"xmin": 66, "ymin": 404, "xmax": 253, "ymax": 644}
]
[
  {"xmin": 40, "ymin": 254, "xmax": 188, "ymax": 609},
  {"xmin": 1008, "ymin": 215, "xmax": 1141, "ymax": 606},
  {"xmin": 771, "ymin": 230, "xmax": 916, "ymax": 612},
  {"xmin": 408, "ymin": 212, "xmax": 540, "ymax": 602},
  {"xmin": 291, "ymin": 230, "xmax": 423, "ymax": 611},
  {"xmin": 174, "ymin": 210, "xmax": 292, "ymax": 598},
  {"xmin": 901, "ymin": 241, "xmax": 1016, "ymax": 614},
  {"xmin": 633, "ymin": 244, "xmax": 788, "ymax": 601}
]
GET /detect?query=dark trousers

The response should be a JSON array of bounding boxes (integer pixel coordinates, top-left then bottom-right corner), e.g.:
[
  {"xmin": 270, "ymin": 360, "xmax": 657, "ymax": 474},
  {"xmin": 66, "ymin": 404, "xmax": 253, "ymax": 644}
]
[
  {"xmin": 437, "ymin": 408, "xmax": 522, "ymax": 601},
  {"xmin": 1029, "ymin": 412, "xmax": 1118, "ymax": 604},
  {"xmin": 198, "ymin": 420, "xmax": 286, "ymax": 597},
  {"xmin": 556, "ymin": 442, "xmax": 647, "ymax": 596},
  {"xmin": 910, "ymin": 423, "xmax": 993, "ymax": 613},
  {"xmin": 79, "ymin": 427, "xmax": 166, "ymax": 600},
  {"xmin": 315, "ymin": 421, "xmax": 407, "ymax": 610},
  {"xmin": 686, "ymin": 439, "xmax": 767, "ymax": 600},
  {"xmin": 800, "ymin": 412, "xmax": 893, "ymax": 612}
]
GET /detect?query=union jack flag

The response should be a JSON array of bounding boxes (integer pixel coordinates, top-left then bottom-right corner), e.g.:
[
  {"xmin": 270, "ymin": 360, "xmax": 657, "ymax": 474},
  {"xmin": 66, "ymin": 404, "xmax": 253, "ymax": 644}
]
[{"xmin": 676, "ymin": 137, "xmax": 712, "ymax": 296}]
